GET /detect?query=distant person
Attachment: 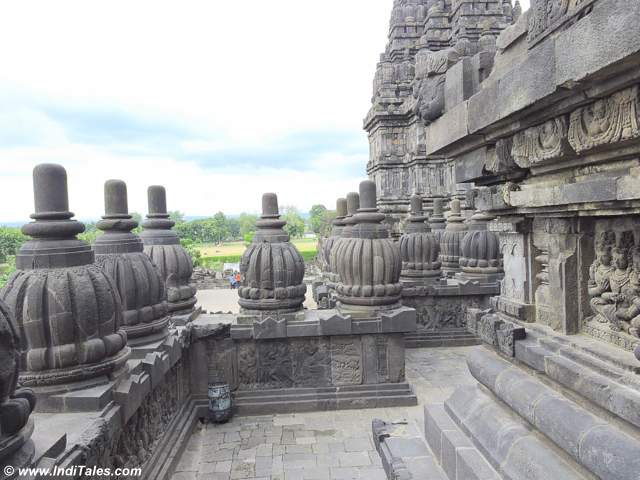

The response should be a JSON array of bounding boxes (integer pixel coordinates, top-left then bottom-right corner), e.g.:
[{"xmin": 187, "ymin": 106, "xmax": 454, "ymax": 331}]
[
  {"xmin": 229, "ymin": 272, "xmax": 238, "ymax": 289},
  {"xmin": 235, "ymin": 271, "xmax": 241, "ymax": 285}
]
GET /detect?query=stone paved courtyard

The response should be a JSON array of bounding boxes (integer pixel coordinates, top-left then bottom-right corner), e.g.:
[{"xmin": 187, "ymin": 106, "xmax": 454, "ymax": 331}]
[{"xmin": 171, "ymin": 346, "xmax": 475, "ymax": 480}]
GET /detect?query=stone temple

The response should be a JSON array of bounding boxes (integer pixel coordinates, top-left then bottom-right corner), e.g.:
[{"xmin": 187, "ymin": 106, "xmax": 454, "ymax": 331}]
[{"xmin": 2, "ymin": 1, "xmax": 640, "ymax": 479}]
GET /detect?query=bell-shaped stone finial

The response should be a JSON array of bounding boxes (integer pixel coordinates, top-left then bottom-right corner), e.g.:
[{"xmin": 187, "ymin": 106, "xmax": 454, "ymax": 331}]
[
  {"xmin": 238, "ymin": 193, "xmax": 307, "ymax": 316},
  {"xmin": 439, "ymin": 198, "xmax": 468, "ymax": 275},
  {"xmin": 1, "ymin": 164, "xmax": 129, "ymax": 390},
  {"xmin": 0, "ymin": 298, "xmax": 36, "ymax": 470},
  {"xmin": 321, "ymin": 198, "xmax": 347, "ymax": 276},
  {"xmin": 330, "ymin": 193, "xmax": 360, "ymax": 283},
  {"xmin": 400, "ymin": 194, "xmax": 441, "ymax": 284},
  {"xmin": 335, "ymin": 181, "xmax": 402, "ymax": 311},
  {"xmin": 140, "ymin": 186, "xmax": 197, "ymax": 316},
  {"xmin": 429, "ymin": 198, "xmax": 446, "ymax": 240},
  {"xmin": 458, "ymin": 207, "xmax": 503, "ymax": 282},
  {"xmin": 94, "ymin": 180, "xmax": 170, "ymax": 346}
]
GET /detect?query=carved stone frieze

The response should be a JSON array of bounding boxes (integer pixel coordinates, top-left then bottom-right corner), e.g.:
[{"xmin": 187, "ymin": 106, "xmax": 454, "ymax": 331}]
[
  {"xmin": 330, "ymin": 336, "xmax": 363, "ymax": 386},
  {"xmin": 568, "ymin": 85, "xmax": 640, "ymax": 153},
  {"xmin": 512, "ymin": 117, "xmax": 570, "ymax": 168},
  {"xmin": 257, "ymin": 340, "xmax": 293, "ymax": 388},
  {"xmin": 528, "ymin": 0, "xmax": 596, "ymax": 46},
  {"xmin": 291, "ymin": 339, "xmax": 331, "ymax": 388}
]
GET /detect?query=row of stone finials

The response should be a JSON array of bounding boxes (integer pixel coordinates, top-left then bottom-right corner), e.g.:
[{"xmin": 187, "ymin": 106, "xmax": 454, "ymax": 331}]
[
  {"xmin": 238, "ymin": 179, "xmax": 504, "ymax": 314},
  {"xmin": 0, "ymin": 163, "xmax": 198, "ymax": 389}
]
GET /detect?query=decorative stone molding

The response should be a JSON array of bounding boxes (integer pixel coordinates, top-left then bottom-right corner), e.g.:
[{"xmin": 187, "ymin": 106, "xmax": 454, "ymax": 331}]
[
  {"xmin": 336, "ymin": 181, "xmax": 402, "ymax": 309},
  {"xmin": 94, "ymin": 180, "xmax": 169, "ymax": 346},
  {"xmin": 0, "ymin": 298, "xmax": 36, "ymax": 471},
  {"xmin": 140, "ymin": 186, "xmax": 197, "ymax": 316},
  {"xmin": 399, "ymin": 194, "xmax": 441, "ymax": 284},
  {"xmin": 1, "ymin": 164, "xmax": 129, "ymax": 387},
  {"xmin": 238, "ymin": 193, "xmax": 307, "ymax": 314},
  {"xmin": 512, "ymin": 117, "xmax": 570, "ymax": 168},
  {"xmin": 528, "ymin": 0, "xmax": 596, "ymax": 47},
  {"xmin": 568, "ymin": 85, "xmax": 640, "ymax": 154},
  {"xmin": 439, "ymin": 199, "xmax": 467, "ymax": 274}
]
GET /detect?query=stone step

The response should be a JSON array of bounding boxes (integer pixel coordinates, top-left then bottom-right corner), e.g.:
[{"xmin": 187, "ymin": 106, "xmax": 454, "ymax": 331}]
[
  {"xmin": 424, "ymin": 403, "xmax": 502, "ymax": 480},
  {"xmin": 405, "ymin": 330, "xmax": 480, "ymax": 349},
  {"xmin": 405, "ymin": 337, "xmax": 480, "ymax": 348},
  {"xmin": 466, "ymin": 346, "xmax": 640, "ymax": 480},
  {"xmin": 444, "ymin": 384, "xmax": 588, "ymax": 480},
  {"xmin": 515, "ymin": 336, "xmax": 640, "ymax": 430},
  {"xmin": 372, "ymin": 418, "xmax": 448, "ymax": 480},
  {"xmin": 234, "ymin": 382, "xmax": 412, "ymax": 398},
  {"xmin": 233, "ymin": 383, "xmax": 417, "ymax": 415}
]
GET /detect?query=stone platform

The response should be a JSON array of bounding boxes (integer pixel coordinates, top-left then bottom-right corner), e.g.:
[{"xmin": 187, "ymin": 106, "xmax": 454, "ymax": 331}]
[
  {"xmin": 192, "ymin": 306, "xmax": 419, "ymax": 415},
  {"xmin": 170, "ymin": 346, "xmax": 476, "ymax": 480}
]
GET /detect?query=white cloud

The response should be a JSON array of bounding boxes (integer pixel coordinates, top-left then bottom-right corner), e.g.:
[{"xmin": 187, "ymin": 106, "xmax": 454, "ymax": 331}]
[{"xmin": 0, "ymin": 0, "xmax": 530, "ymax": 222}]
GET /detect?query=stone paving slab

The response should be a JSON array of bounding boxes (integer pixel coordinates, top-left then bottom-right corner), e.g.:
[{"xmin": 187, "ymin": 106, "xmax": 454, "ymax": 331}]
[{"xmin": 170, "ymin": 346, "xmax": 476, "ymax": 480}]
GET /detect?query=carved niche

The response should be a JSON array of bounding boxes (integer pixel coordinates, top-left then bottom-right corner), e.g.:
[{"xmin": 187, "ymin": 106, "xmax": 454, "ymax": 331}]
[
  {"xmin": 568, "ymin": 85, "xmax": 640, "ymax": 153},
  {"xmin": 512, "ymin": 117, "xmax": 570, "ymax": 168}
]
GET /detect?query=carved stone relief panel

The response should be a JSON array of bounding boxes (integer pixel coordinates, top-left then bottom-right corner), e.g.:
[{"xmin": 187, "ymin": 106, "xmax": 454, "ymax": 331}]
[
  {"xmin": 584, "ymin": 218, "xmax": 640, "ymax": 346},
  {"xmin": 528, "ymin": 0, "xmax": 596, "ymax": 46},
  {"xmin": 330, "ymin": 336, "xmax": 363, "ymax": 386},
  {"xmin": 291, "ymin": 338, "xmax": 331, "ymax": 388},
  {"xmin": 512, "ymin": 117, "xmax": 571, "ymax": 168},
  {"xmin": 237, "ymin": 341, "xmax": 257, "ymax": 387},
  {"xmin": 257, "ymin": 340, "xmax": 293, "ymax": 388},
  {"xmin": 403, "ymin": 295, "xmax": 490, "ymax": 330},
  {"xmin": 568, "ymin": 85, "xmax": 640, "ymax": 153},
  {"xmin": 500, "ymin": 233, "xmax": 528, "ymax": 304},
  {"xmin": 532, "ymin": 218, "xmax": 580, "ymax": 334}
]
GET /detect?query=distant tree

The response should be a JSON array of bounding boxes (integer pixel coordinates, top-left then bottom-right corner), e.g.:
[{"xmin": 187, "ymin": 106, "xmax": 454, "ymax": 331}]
[
  {"xmin": 169, "ymin": 211, "xmax": 185, "ymax": 224},
  {"xmin": 78, "ymin": 221, "xmax": 102, "ymax": 245},
  {"xmin": 228, "ymin": 218, "xmax": 241, "ymax": 240},
  {"xmin": 130, "ymin": 212, "xmax": 143, "ymax": 234},
  {"xmin": 238, "ymin": 213, "xmax": 258, "ymax": 237},
  {"xmin": 0, "ymin": 227, "xmax": 25, "ymax": 263},
  {"xmin": 282, "ymin": 206, "xmax": 305, "ymax": 239},
  {"xmin": 211, "ymin": 212, "xmax": 231, "ymax": 244},
  {"xmin": 0, "ymin": 256, "xmax": 16, "ymax": 289},
  {"xmin": 180, "ymin": 238, "xmax": 202, "ymax": 267},
  {"xmin": 308, "ymin": 205, "xmax": 328, "ymax": 235},
  {"xmin": 319, "ymin": 209, "xmax": 337, "ymax": 237},
  {"xmin": 243, "ymin": 232, "xmax": 255, "ymax": 245}
]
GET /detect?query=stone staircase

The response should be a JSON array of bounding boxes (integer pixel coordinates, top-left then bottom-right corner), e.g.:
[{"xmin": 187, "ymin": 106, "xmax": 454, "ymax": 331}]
[
  {"xmin": 405, "ymin": 328, "xmax": 480, "ymax": 349},
  {"xmin": 374, "ymin": 323, "xmax": 640, "ymax": 479},
  {"xmin": 233, "ymin": 382, "xmax": 417, "ymax": 415}
]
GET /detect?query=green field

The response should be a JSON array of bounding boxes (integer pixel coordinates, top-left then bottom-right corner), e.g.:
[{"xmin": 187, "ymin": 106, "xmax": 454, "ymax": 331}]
[{"xmin": 197, "ymin": 238, "xmax": 318, "ymax": 270}]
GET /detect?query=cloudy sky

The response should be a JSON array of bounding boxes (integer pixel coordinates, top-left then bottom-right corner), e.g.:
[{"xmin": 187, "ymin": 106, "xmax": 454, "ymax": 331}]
[{"xmin": 0, "ymin": 0, "xmax": 529, "ymax": 223}]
